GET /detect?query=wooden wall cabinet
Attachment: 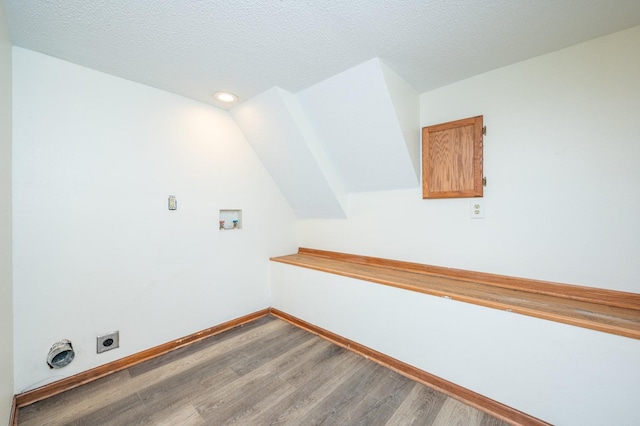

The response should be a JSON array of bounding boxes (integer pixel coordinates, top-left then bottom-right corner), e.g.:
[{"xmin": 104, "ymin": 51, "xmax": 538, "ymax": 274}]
[{"xmin": 422, "ymin": 115, "xmax": 484, "ymax": 199}]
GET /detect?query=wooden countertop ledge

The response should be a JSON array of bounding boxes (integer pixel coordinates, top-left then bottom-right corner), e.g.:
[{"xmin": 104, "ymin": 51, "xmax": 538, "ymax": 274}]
[{"xmin": 271, "ymin": 248, "xmax": 640, "ymax": 340}]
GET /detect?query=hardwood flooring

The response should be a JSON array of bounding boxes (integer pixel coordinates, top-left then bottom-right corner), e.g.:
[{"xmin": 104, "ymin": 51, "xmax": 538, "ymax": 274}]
[{"xmin": 18, "ymin": 316, "xmax": 511, "ymax": 425}]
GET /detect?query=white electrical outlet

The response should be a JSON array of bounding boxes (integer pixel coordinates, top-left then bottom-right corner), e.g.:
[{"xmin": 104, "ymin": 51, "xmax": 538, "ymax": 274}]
[{"xmin": 470, "ymin": 200, "xmax": 485, "ymax": 219}]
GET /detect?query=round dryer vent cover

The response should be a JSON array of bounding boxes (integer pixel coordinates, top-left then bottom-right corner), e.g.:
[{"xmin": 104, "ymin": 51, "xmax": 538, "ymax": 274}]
[{"xmin": 47, "ymin": 339, "xmax": 75, "ymax": 369}]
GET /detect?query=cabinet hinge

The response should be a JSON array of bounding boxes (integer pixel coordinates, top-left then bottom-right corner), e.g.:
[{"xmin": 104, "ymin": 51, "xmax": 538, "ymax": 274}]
[
  {"xmin": 482, "ymin": 126, "xmax": 487, "ymax": 136},
  {"xmin": 482, "ymin": 177, "xmax": 487, "ymax": 187}
]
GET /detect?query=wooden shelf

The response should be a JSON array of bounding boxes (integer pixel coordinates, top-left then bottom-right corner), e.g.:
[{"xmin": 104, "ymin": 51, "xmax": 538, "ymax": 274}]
[{"xmin": 271, "ymin": 248, "xmax": 640, "ymax": 340}]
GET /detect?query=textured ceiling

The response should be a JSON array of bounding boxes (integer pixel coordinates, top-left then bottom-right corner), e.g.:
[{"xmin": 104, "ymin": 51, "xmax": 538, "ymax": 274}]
[{"xmin": 5, "ymin": 1, "xmax": 640, "ymax": 109}]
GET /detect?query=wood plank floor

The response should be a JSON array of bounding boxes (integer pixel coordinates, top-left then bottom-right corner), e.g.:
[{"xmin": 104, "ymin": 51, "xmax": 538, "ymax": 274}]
[{"xmin": 18, "ymin": 316, "xmax": 511, "ymax": 425}]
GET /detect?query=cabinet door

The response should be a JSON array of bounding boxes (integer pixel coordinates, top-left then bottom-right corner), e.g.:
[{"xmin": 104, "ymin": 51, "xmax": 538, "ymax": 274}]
[{"xmin": 422, "ymin": 115, "xmax": 483, "ymax": 199}]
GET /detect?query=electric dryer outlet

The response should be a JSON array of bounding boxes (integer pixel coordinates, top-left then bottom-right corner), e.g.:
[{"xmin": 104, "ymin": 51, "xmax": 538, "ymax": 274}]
[{"xmin": 97, "ymin": 331, "xmax": 119, "ymax": 354}]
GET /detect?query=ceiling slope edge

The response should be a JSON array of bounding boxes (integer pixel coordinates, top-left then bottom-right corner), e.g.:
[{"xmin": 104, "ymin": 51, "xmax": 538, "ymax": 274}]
[
  {"xmin": 277, "ymin": 88, "xmax": 348, "ymax": 213},
  {"xmin": 231, "ymin": 87, "xmax": 347, "ymax": 219},
  {"xmin": 379, "ymin": 61, "xmax": 420, "ymax": 181},
  {"xmin": 296, "ymin": 58, "xmax": 420, "ymax": 193}
]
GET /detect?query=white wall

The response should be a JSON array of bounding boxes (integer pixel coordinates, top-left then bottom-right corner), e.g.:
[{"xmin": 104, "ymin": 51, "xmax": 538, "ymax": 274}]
[
  {"xmin": 277, "ymin": 27, "xmax": 640, "ymax": 425},
  {"xmin": 0, "ymin": 0, "xmax": 13, "ymax": 422},
  {"xmin": 12, "ymin": 48, "xmax": 297, "ymax": 393},
  {"xmin": 297, "ymin": 26, "xmax": 640, "ymax": 293},
  {"xmin": 272, "ymin": 263, "xmax": 640, "ymax": 425}
]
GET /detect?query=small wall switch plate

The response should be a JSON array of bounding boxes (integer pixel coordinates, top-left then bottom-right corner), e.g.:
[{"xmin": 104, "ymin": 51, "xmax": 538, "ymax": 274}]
[
  {"xmin": 97, "ymin": 331, "xmax": 119, "ymax": 354},
  {"xmin": 168, "ymin": 195, "xmax": 177, "ymax": 210},
  {"xmin": 470, "ymin": 200, "xmax": 485, "ymax": 219}
]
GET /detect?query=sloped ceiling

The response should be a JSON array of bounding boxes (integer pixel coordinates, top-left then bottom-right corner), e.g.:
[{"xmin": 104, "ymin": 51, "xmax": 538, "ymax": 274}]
[
  {"xmin": 5, "ymin": 1, "xmax": 640, "ymax": 109},
  {"xmin": 297, "ymin": 58, "xmax": 419, "ymax": 193},
  {"xmin": 231, "ymin": 87, "xmax": 347, "ymax": 219},
  {"xmin": 233, "ymin": 59, "xmax": 419, "ymax": 218}
]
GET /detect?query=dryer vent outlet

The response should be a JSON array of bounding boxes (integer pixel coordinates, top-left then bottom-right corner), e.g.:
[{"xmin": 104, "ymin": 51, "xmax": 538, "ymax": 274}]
[
  {"xmin": 47, "ymin": 340, "xmax": 75, "ymax": 369},
  {"xmin": 97, "ymin": 331, "xmax": 119, "ymax": 354}
]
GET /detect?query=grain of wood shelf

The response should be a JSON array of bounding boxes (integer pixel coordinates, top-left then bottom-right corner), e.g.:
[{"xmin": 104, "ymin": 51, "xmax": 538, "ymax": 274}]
[{"xmin": 271, "ymin": 248, "xmax": 640, "ymax": 340}]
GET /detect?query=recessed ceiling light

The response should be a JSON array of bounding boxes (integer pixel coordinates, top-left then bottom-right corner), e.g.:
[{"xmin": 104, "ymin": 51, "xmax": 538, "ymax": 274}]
[{"xmin": 213, "ymin": 91, "xmax": 238, "ymax": 103}]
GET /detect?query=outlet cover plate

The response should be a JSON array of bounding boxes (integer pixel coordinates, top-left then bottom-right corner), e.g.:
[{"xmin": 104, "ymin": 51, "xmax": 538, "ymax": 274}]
[
  {"xmin": 97, "ymin": 331, "xmax": 119, "ymax": 354},
  {"xmin": 470, "ymin": 200, "xmax": 485, "ymax": 219}
]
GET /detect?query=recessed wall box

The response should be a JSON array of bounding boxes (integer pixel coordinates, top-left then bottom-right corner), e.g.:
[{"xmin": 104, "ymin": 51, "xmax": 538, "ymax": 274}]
[{"xmin": 219, "ymin": 209, "xmax": 242, "ymax": 230}]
